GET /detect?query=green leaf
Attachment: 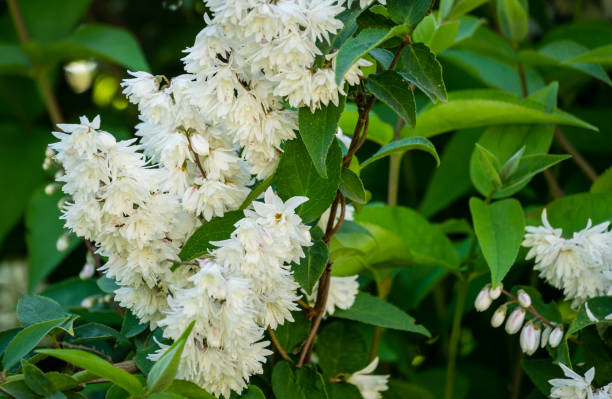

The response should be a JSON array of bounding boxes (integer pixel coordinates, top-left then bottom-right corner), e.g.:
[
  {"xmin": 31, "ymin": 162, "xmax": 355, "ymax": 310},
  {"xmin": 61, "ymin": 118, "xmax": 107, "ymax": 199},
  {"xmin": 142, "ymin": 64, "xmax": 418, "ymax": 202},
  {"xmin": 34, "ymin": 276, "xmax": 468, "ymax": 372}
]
[
  {"xmin": 0, "ymin": 380, "xmax": 40, "ymax": 399},
  {"xmin": 332, "ymin": 292, "xmax": 431, "ymax": 336},
  {"xmin": 335, "ymin": 28, "xmax": 404, "ymax": 85},
  {"xmin": 400, "ymin": 43, "xmax": 447, "ymax": 102},
  {"xmin": 339, "ymin": 168, "xmax": 367, "ymax": 204},
  {"xmin": 22, "ymin": 360, "xmax": 56, "ymax": 396},
  {"xmin": 291, "ymin": 240, "xmax": 329, "ymax": 295},
  {"xmin": 325, "ymin": 382, "xmax": 362, "ymax": 399},
  {"xmin": 469, "ymin": 197, "xmax": 525, "ymax": 286},
  {"xmin": 360, "ymin": 137, "xmax": 439, "ymax": 169},
  {"xmin": 0, "ymin": 328, "xmax": 20, "ymax": 358},
  {"xmin": 387, "ymin": 0, "xmax": 430, "ymax": 26},
  {"xmin": 0, "ymin": 44, "xmax": 30, "ymax": 75},
  {"xmin": 276, "ymin": 138, "xmax": 342, "ymax": 223},
  {"xmin": 420, "ymin": 129, "xmax": 481, "ymax": 218},
  {"xmin": 3, "ymin": 317, "xmax": 70, "ymax": 371},
  {"xmin": 339, "ymin": 103, "xmax": 394, "ymax": 145},
  {"xmin": 179, "ymin": 210, "xmax": 243, "ymax": 261},
  {"xmin": 97, "ymin": 277, "xmax": 120, "ymax": 294},
  {"xmin": 413, "ymin": 15, "xmax": 460, "ymax": 54},
  {"xmin": 298, "ymin": 97, "xmax": 346, "ymax": 177},
  {"xmin": 37, "ymin": 349, "xmax": 143, "ymax": 394},
  {"xmin": 325, "ymin": 6, "xmax": 365, "ymax": 52},
  {"xmin": 591, "ymin": 166, "xmax": 612, "ymax": 193},
  {"xmin": 356, "ymin": 206, "xmax": 460, "ymax": 270},
  {"xmin": 235, "ymin": 385, "xmax": 266, "ymax": 399},
  {"xmin": 42, "ymin": 278, "xmax": 102, "ymax": 309},
  {"xmin": 38, "ymin": 24, "xmax": 149, "ymax": 71},
  {"xmin": 567, "ymin": 297, "xmax": 612, "ymax": 336},
  {"xmin": 496, "ymin": 0, "xmax": 528, "ymax": 44},
  {"xmin": 272, "ymin": 361, "xmax": 328, "ymax": 399},
  {"xmin": 239, "ymin": 173, "xmax": 276, "ymax": 210},
  {"xmin": 17, "ymin": 295, "xmax": 68, "ymax": 327},
  {"xmin": 544, "ymin": 192, "xmax": 612, "ymax": 235},
  {"xmin": 147, "ymin": 322, "xmax": 195, "ymax": 393},
  {"xmin": 567, "ymin": 44, "xmax": 612, "ymax": 65},
  {"xmin": 449, "ymin": 0, "xmax": 489, "ymax": 19},
  {"xmin": 316, "ymin": 322, "xmax": 368, "ymax": 377},
  {"xmin": 402, "ymin": 90, "xmax": 597, "ymax": 140},
  {"xmin": 166, "ymin": 380, "xmax": 215, "ymax": 399},
  {"xmin": 365, "ymin": 70, "xmax": 416, "ymax": 127},
  {"xmin": 495, "ymin": 153, "xmax": 570, "ymax": 197},
  {"xmin": 521, "ymin": 359, "xmax": 563, "ymax": 395},
  {"xmin": 148, "ymin": 393, "xmax": 188, "ymax": 399},
  {"xmin": 26, "ymin": 187, "xmax": 81, "ymax": 292},
  {"xmin": 120, "ymin": 309, "xmax": 148, "ymax": 338},
  {"xmin": 474, "ymin": 143, "xmax": 502, "ymax": 188},
  {"xmin": 19, "ymin": 0, "xmax": 91, "ymax": 42},
  {"xmin": 69, "ymin": 323, "xmax": 123, "ymax": 344},
  {"xmin": 273, "ymin": 311, "xmax": 310, "ymax": 354}
]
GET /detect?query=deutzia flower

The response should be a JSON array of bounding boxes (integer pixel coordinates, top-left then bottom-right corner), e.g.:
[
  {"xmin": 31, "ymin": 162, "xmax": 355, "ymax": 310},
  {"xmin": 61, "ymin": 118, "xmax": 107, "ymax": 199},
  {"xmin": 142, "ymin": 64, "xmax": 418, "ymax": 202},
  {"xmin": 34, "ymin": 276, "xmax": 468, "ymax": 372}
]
[
  {"xmin": 549, "ymin": 364, "xmax": 596, "ymax": 399},
  {"xmin": 347, "ymin": 357, "xmax": 390, "ymax": 399},
  {"xmin": 307, "ymin": 275, "xmax": 359, "ymax": 316}
]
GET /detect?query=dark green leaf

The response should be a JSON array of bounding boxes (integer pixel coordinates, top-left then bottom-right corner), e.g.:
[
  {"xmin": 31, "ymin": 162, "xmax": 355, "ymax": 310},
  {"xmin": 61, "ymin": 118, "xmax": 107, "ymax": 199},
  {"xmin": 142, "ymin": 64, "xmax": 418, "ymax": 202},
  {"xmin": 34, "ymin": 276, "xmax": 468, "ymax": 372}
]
[
  {"xmin": 385, "ymin": 380, "xmax": 437, "ymax": 399},
  {"xmin": 291, "ymin": 241, "xmax": 329, "ymax": 295},
  {"xmin": 273, "ymin": 311, "xmax": 310, "ymax": 354},
  {"xmin": 3, "ymin": 317, "xmax": 70, "ymax": 371},
  {"xmin": 166, "ymin": 380, "xmax": 216, "ymax": 399},
  {"xmin": 272, "ymin": 361, "xmax": 328, "ymax": 399},
  {"xmin": 70, "ymin": 323, "xmax": 123, "ymax": 344},
  {"xmin": 400, "ymin": 43, "xmax": 447, "ymax": 102},
  {"xmin": 360, "ymin": 137, "xmax": 439, "ymax": 169},
  {"xmin": 469, "ymin": 197, "xmax": 525, "ymax": 286},
  {"xmin": 521, "ymin": 359, "xmax": 563, "ymax": 395},
  {"xmin": 17, "ymin": 295, "xmax": 68, "ymax": 327},
  {"xmin": 231, "ymin": 385, "xmax": 266, "ymax": 399},
  {"xmin": 37, "ymin": 349, "xmax": 143, "ymax": 395},
  {"xmin": 26, "ymin": 187, "xmax": 81, "ymax": 292},
  {"xmin": 326, "ymin": 383, "xmax": 362, "ymax": 399},
  {"xmin": 316, "ymin": 322, "xmax": 368, "ymax": 376},
  {"xmin": 147, "ymin": 321, "xmax": 195, "ymax": 393},
  {"xmin": 298, "ymin": 97, "xmax": 346, "ymax": 177},
  {"xmin": 120, "ymin": 310, "xmax": 148, "ymax": 338},
  {"xmin": 544, "ymin": 192, "xmax": 612, "ymax": 235},
  {"xmin": 23, "ymin": 360, "xmax": 55, "ymax": 396},
  {"xmin": 42, "ymin": 278, "xmax": 102, "ymax": 309},
  {"xmin": 591, "ymin": 166, "xmax": 612, "ymax": 193},
  {"xmin": 97, "ymin": 277, "xmax": 120, "ymax": 294},
  {"xmin": 148, "ymin": 393, "xmax": 187, "ymax": 399},
  {"xmin": 387, "ymin": 0, "xmax": 430, "ymax": 26},
  {"xmin": 0, "ymin": 380, "xmax": 39, "ymax": 399},
  {"xmin": 365, "ymin": 70, "xmax": 416, "ymax": 127},
  {"xmin": 567, "ymin": 44, "xmax": 612, "ymax": 65},
  {"xmin": 276, "ymin": 138, "xmax": 342, "ymax": 223},
  {"xmin": 0, "ymin": 44, "xmax": 30, "ymax": 75},
  {"xmin": 0, "ymin": 328, "xmax": 20, "ymax": 357},
  {"xmin": 496, "ymin": 0, "xmax": 528, "ymax": 44},
  {"xmin": 340, "ymin": 168, "xmax": 367, "ymax": 204},
  {"xmin": 567, "ymin": 297, "xmax": 612, "ymax": 335},
  {"xmin": 333, "ymin": 292, "xmax": 431, "ymax": 336},
  {"xmin": 179, "ymin": 210, "xmax": 243, "ymax": 261},
  {"xmin": 239, "ymin": 173, "xmax": 276, "ymax": 210},
  {"xmin": 19, "ymin": 0, "xmax": 91, "ymax": 42}
]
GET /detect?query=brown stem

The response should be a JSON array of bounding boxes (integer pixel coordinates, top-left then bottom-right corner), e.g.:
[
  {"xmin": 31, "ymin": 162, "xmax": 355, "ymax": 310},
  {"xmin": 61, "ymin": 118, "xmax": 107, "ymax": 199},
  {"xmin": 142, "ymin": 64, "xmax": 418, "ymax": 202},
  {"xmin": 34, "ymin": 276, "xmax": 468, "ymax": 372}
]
[
  {"xmin": 542, "ymin": 169, "xmax": 564, "ymax": 199},
  {"xmin": 6, "ymin": 0, "xmax": 29, "ymax": 44},
  {"xmin": 84, "ymin": 239, "xmax": 103, "ymax": 270},
  {"xmin": 297, "ymin": 299, "xmax": 312, "ymax": 311},
  {"xmin": 554, "ymin": 128, "xmax": 598, "ymax": 182},
  {"xmin": 268, "ymin": 328, "xmax": 291, "ymax": 362},
  {"xmin": 185, "ymin": 134, "xmax": 208, "ymax": 179}
]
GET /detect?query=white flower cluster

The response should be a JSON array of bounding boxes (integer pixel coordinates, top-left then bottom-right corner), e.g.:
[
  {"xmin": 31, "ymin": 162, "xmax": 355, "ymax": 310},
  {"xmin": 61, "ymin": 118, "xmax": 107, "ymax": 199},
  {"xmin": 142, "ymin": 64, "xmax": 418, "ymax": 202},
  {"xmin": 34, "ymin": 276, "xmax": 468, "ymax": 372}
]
[
  {"xmin": 549, "ymin": 363, "xmax": 612, "ymax": 399},
  {"xmin": 50, "ymin": 116, "xmax": 196, "ymax": 327},
  {"xmin": 474, "ymin": 285, "xmax": 564, "ymax": 356},
  {"xmin": 522, "ymin": 210, "xmax": 612, "ymax": 308},
  {"xmin": 150, "ymin": 187, "xmax": 311, "ymax": 397}
]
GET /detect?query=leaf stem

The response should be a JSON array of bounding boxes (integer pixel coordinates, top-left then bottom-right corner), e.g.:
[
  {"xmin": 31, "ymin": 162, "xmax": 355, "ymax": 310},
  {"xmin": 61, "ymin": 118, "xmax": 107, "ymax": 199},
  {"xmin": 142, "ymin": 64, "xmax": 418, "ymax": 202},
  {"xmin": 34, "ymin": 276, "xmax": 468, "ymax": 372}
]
[
  {"xmin": 444, "ymin": 279, "xmax": 469, "ymax": 399},
  {"xmin": 268, "ymin": 328, "xmax": 291, "ymax": 362},
  {"xmin": 387, "ymin": 118, "xmax": 405, "ymax": 206},
  {"xmin": 554, "ymin": 128, "xmax": 598, "ymax": 182}
]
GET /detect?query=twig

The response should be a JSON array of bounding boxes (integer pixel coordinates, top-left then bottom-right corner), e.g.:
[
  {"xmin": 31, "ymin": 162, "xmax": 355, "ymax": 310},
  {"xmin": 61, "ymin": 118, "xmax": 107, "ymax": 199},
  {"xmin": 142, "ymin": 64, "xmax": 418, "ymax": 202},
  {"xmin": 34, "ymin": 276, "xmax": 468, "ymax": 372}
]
[
  {"xmin": 268, "ymin": 328, "xmax": 291, "ymax": 362},
  {"xmin": 297, "ymin": 299, "xmax": 312, "ymax": 311},
  {"xmin": 444, "ymin": 279, "xmax": 469, "ymax": 399},
  {"xmin": 554, "ymin": 128, "xmax": 598, "ymax": 182},
  {"xmin": 185, "ymin": 133, "xmax": 208, "ymax": 179},
  {"xmin": 542, "ymin": 169, "xmax": 564, "ymax": 199},
  {"xmin": 84, "ymin": 239, "xmax": 103, "ymax": 270}
]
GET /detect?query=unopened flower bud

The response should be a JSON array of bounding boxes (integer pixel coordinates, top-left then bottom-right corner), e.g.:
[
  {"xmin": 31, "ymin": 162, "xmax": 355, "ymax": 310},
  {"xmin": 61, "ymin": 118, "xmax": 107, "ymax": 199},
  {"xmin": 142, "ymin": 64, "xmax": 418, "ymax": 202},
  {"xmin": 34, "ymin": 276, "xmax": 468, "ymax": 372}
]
[
  {"xmin": 57, "ymin": 197, "xmax": 68, "ymax": 210},
  {"xmin": 97, "ymin": 130, "xmax": 117, "ymax": 150},
  {"xmin": 541, "ymin": 325, "xmax": 551, "ymax": 348},
  {"xmin": 56, "ymin": 234, "xmax": 70, "ymax": 251},
  {"xmin": 104, "ymin": 294, "xmax": 113, "ymax": 303},
  {"xmin": 491, "ymin": 305, "xmax": 507, "ymax": 328},
  {"xmin": 45, "ymin": 147, "xmax": 55, "ymax": 158},
  {"xmin": 191, "ymin": 133, "xmax": 210, "ymax": 156},
  {"xmin": 42, "ymin": 157, "xmax": 53, "ymax": 171},
  {"xmin": 64, "ymin": 60, "xmax": 97, "ymax": 94},
  {"xmin": 505, "ymin": 308, "xmax": 526, "ymax": 335},
  {"xmin": 45, "ymin": 183, "xmax": 59, "ymax": 195},
  {"xmin": 517, "ymin": 289, "xmax": 531, "ymax": 308},
  {"xmin": 54, "ymin": 170, "xmax": 64, "ymax": 180},
  {"xmin": 475, "ymin": 286, "xmax": 493, "ymax": 312},
  {"xmin": 489, "ymin": 283, "xmax": 503, "ymax": 300},
  {"xmin": 548, "ymin": 326, "xmax": 564, "ymax": 348},
  {"xmin": 520, "ymin": 321, "xmax": 541, "ymax": 356},
  {"xmin": 79, "ymin": 263, "xmax": 95, "ymax": 279},
  {"xmin": 81, "ymin": 297, "xmax": 94, "ymax": 308}
]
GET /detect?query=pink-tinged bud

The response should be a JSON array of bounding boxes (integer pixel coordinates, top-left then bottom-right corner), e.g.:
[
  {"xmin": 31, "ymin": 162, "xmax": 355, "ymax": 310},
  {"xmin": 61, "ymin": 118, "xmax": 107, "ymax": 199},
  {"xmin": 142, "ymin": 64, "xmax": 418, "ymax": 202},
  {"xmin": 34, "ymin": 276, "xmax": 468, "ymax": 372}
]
[
  {"xmin": 505, "ymin": 308, "xmax": 526, "ymax": 335},
  {"xmin": 520, "ymin": 322, "xmax": 541, "ymax": 356},
  {"xmin": 80, "ymin": 297, "xmax": 94, "ymax": 308},
  {"xmin": 191, "ymin": 133, "xmax": 209, "ymax": 156},
  {"xmin": 548, "ymin": 326, "xmax": 564, "ymax": 348},
  {"xmin": 517, "ymin": 289, "xmax": 532, "ymax": 308},
  {"xmin": 475, "ymin": 286, "xmax": 493, "ymax": 312},
  {"xmin": 489, "ymin": 283, "xmax": 503, "ymax": 300},
  {"xmin": 79, "ymin": 263, "xmax": 95, "ymax": 279},
  {"xmin": 182, "ymin": 185, "xmax": 199, "ymax": 212},
  {"xmin": 541, "ymin": 325, "xmax": 552, "ymax": 348},
  {"xmin": 491, "ymin": 305, "xmax": 507, "ymax": 328}
]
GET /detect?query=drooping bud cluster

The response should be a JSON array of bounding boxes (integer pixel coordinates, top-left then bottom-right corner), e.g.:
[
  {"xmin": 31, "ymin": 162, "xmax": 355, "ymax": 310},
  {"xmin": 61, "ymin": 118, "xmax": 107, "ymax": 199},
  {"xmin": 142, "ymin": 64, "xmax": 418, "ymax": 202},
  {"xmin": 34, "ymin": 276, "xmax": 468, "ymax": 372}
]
[
  {"xmin": 474, "ymin": 283, "xmax": 565, "ymax": 356},
  {"xmin": 522, "ymin": 209, "xmax": 612, "ymax": 308}
]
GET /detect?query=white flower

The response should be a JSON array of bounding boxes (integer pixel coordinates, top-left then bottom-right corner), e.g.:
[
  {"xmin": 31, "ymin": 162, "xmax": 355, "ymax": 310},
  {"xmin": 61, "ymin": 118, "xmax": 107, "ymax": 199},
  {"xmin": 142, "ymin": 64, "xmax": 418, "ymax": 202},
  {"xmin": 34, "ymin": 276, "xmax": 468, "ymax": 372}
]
[
  {"xmin": 347, "ymin": 357, "xmax": 389, "ymax": 399},
  {"xmin": 549, "ymin": 363, "xmax": 596, "ymax": 399},
  {"xmin": 519, "ymin": 321, "xmax": 540, "ymax": 356},
  {"xmin": 307, "ymin": 275, "xmax": 359, "ymax": 316}
]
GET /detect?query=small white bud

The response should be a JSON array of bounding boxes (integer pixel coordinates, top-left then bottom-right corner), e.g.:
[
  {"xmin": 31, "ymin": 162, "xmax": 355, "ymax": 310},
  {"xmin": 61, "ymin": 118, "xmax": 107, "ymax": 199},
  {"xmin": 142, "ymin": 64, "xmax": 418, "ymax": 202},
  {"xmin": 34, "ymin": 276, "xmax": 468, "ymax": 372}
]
[
  {"xmin": 42, "ymin": 157, "xmax": 53, "ymax": 171},
  {"xmin": 103, "ymin": 294, "xmax": 113, "ymax": 303},
  {"xmin": 44, "ymin": 183, "xmax": 59, "ymax": 195},
  {"xmin": 45, "ymin": 147, "xmax": 55, "ymax": 158},
  {"xmin": 81, "ymin": 297, "xmax": 94, "ymax": 308},
  {"xmin": 57, "ymin": 197, "xmax": 68, "ymax": 210},
  {"xmin": 190, "ymin": 133, "xmax": 210, "ymax": 156},
  {"xmin": 505, "ymin": 308, "xmax": 526, "ymax": 335},
  {"xmin": 79, "ymin": 263, "xmax": 95, "ymax": 279},
  {"xmin": 489, "ymin": 283, "xmax": 503, "ymax": 300},
  {"xmin": 56, "ymin": 234, "xmax": 70, "ymax": 251},
  {"xmin": 491, "ymin": 305, "xmax": 507, "ymax": 328},
  {"xmin": 541, "ymin": 325, "xmax": 552, "ymax": 348},
  {"xmin": 520, "ymin": 321, "xmax": 541, "ymax": 356},
  {"xmin": 54, "ymin": 170, "xmax": 64, "ymax": 180},
  {"xmin": 548, "ymin": 326, "xmax": 564, "ymax": 348},
  {"xmin": 517, "ymin": 289, "xmax": 532, "ymax": 308},
  {"xmin": 474, "ymin": 286, "xmax": 493, "ymax": 312},
  {"xmin": 64, "ymin": 60, "xmax": 97, "ymax": 94}
]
